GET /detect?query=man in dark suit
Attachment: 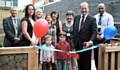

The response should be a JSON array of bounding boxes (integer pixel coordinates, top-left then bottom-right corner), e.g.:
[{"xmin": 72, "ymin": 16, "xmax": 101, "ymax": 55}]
[
  {"xmin": 3, "ymin": 6, "xmax": 22, "ymax": 47},
  {"xmin": 73, "ymin": 2, "xmax": 97, "ymax": 70}
]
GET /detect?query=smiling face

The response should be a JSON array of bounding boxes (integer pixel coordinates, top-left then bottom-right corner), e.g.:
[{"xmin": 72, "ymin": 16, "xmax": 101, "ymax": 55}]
[
  {"xmin": 28, "ymin": 6, "xmax": 34, "ymax": 17},
  {"xmin": 51, "ymin": 13, "xmax": 58, "ymax": 20},
  {"xmin": 45, "ymin": 14, "xmax": 52, "ymax": 27},
  {"xmin": 45, "ymin": 35, "xmax": 52, "ymax": 45},
  {"xmin": 59, "ymin": 34, "xmax": 66, "ymax": 42},
  {"xmin": 66, "ymin": 15, "xmax": 73, "ymax": 23},
  {"xmin": 36, "ymin": 9, "xmax": 43, "ymax": 19},
  {"xmin": 10, "ymin": 7, "xmax": 18, "ymax": 17},
  {"xmin": 80, "ymin": 2, "xmax": 89, "ymax": 15},
  {"xmin": 98, "ymin": 3, "xmax": 106, "ymax": 14},
  {"xmin": 45, "ymin": 15, "xmax": 52, "ymax": 24}
]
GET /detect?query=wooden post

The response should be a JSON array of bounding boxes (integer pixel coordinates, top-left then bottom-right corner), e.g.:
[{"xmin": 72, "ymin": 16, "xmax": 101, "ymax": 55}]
[
  {"xmin": 104, "ymin": 52, "xmax": 108, "ymax": 70},
  {"xmin": 111, "ymin": 52, "xmax": 115, "ymax": 70},
  {"xmin": 98, "ymin": 45, "xmax": 103, "ymax": 70},
  {"xmin": 28, "ymin": 47, "xmax": 38, "ymax": 70}
]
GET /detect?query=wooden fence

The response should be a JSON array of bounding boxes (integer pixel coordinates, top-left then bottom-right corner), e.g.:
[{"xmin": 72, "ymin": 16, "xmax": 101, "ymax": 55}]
[
  {"xmin": 0, "ymin": 47, "xmax": 38, "ymax": 70},
  {"xmin": 98, "ymin": 44, "xmax": 120, "ymax": 70}
]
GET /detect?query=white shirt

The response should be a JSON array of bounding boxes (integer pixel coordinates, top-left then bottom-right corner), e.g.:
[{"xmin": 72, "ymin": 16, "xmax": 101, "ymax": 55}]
[
  {"xmin": 12, "ymin": 17, "xmax": 18, "ymax": 36},
  {"xmin": 30, "ymin": 19, "xmax": 38, "ymax": 46},
  {"xmin": 94, "ymin": 12, "xmax": 114, "ymax": 38}
]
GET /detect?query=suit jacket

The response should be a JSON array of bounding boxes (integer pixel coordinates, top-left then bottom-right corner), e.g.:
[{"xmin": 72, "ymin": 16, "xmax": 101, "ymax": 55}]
[
  {"xmin": 73, "ymin": 15, "xmax": 97, "ymax": 50},
  {"xmin": 3, "ymin": 16, "xmax": 22, "ymax": 47}
]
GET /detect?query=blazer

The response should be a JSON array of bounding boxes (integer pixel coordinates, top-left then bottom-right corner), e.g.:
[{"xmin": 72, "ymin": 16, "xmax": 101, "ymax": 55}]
[
  {"xmin": 73, "ymin": 15, "xmax": 97, "ymax": 49},
  {"xmin": 3, "ymin": 16, "xmax": 22, "ymax": 47}
]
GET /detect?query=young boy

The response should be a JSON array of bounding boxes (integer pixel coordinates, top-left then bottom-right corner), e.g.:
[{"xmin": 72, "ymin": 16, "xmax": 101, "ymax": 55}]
[
  {"xmin": 40, "ymin": 35, "xmax": 55, "ymax": 70},
  {"xmin": 55, "ymin": 33, "xmax": 70, "ymax": 70}
]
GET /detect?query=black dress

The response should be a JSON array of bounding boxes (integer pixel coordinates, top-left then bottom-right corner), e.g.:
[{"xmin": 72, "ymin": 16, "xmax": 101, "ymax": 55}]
[{"xmin": 19, "ymin": 17, "xmax": 33, "ymax": 46}]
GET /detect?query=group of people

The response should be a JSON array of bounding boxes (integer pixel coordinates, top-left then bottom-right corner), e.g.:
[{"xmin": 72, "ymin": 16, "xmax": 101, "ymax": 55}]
[{"xmin": 3, "ymin": 1, "xmax": 114, "ymax": 70}]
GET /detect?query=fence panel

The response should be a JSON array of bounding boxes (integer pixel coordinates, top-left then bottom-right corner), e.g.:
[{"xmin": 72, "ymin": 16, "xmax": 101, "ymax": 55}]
[{"xmin": 0, "ymin": 47, "xmax": 38, "ymax": 70}]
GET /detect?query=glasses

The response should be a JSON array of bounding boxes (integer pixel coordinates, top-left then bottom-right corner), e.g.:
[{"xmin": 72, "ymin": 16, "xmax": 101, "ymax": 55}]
[{"xmin": 99, "ymin": 8, "xmax": 104, "ymax": 9}]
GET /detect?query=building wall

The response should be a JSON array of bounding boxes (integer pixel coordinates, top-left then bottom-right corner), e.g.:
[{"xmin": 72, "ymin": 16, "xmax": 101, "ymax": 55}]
[{"xmin": 43, "ymin": 0, "xmax": 120, "ymax": 22}]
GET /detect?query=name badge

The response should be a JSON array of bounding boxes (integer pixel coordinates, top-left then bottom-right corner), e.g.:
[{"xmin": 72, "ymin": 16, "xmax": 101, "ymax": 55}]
[{"xmin": 67, "ymin": 33, "xmax": 71, "ymax": 36}]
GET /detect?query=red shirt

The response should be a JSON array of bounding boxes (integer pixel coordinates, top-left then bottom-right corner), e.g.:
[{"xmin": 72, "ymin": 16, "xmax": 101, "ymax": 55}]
[{"xmin": 55, "ymin": 41, "xmax": 70, "ymax": 60}]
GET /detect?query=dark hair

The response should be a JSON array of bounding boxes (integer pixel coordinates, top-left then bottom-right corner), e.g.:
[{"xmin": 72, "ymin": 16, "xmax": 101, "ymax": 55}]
[
  {"xmin": 59, "ymin": 32, "xmax": 66, "ymax": 37},
  {"xmin": 50, "ymin": 11, "xmax": 59, "ymax": 19},
  {"xmin": 45, "ymin": 35, "xmax": 52, "ymax": 40},
  {"xmin": 24, "ymin": 4, "xmax": 35, "ymax": 20},
  {"xmin": 45, "ymin": 14, "xmax": 51, "ymax": 19}
]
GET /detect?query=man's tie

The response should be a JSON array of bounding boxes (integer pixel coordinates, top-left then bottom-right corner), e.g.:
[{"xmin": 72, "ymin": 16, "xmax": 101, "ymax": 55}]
[
  {"xmin": 98, "ymin": 14, "xmax": 103, "ymax": 25},
  {"xmin": 80, "ymin": 15, "xmax": 85, "ymax": 29},
  {"xmin": 98, "ymin": 14, "xmax": 103, "ymax": 34}
]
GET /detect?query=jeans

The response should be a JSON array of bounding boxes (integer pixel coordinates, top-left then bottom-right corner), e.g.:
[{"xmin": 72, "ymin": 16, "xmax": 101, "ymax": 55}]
[{"xmin": 57, "ymin": 60, "xmax": 68, "ymax": 70}]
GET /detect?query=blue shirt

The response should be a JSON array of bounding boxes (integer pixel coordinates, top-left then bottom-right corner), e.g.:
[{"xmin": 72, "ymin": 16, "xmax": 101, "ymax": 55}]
[{"xmin": 94, "ymin": 12, "xmax": 114, "ymax": 38}]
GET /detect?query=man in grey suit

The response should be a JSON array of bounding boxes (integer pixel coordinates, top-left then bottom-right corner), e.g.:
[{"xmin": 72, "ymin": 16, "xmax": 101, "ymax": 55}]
[
  {"xmin": 73, "ymin": 2, "xmax": 97, "ymax": 70},
  {"xmin": 3, "ymin": 6, "xmax": 22, "ymax": 47}
]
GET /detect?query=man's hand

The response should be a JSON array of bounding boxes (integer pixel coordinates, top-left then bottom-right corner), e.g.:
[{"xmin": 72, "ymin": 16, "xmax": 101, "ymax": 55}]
[
  {"xmin": 97, "ymin": 34, "xmax": 102, "ymax": 41},
  {"xmin": 14, "ymin": 37, "xmax": 20, "ymax": 44},
  {"xmin": 83, "ymin": 41, "xmax": 93, "ymax": 48}
]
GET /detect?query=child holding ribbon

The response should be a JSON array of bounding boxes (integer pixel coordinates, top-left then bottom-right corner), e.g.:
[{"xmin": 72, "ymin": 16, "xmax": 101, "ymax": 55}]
[{"xmin": 40, "ymin": 35, "xmax": 55, "ymax": 70}]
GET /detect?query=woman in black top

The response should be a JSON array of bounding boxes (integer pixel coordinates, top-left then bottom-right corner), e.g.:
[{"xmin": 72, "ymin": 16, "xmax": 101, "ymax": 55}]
[
  {"xmin": 19, "ymin": 4, "xmax": 36, "ymax": 46},
  {"xmin": 50, "ymin": 11, "xmax": 62, "ymax": 42}
]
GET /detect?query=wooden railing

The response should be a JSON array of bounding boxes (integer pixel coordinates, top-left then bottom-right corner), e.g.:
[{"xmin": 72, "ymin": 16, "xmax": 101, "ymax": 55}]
[
  {"xmin": 0, "ymin": 47, "xmax": 38, "ymax": 70},
  {"xmin": 98, "ymin": 44, "xmax": 120, "ymax": 70}
]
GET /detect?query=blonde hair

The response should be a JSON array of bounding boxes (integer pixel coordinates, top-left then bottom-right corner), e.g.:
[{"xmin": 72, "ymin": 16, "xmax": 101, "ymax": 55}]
[
  {"xmin": 45, "ymin": 35, "xmax": 52, "ymax": 40},
  {"xmin": 36, "ymin": 8, "xmax": 43, "ymax": 13}
]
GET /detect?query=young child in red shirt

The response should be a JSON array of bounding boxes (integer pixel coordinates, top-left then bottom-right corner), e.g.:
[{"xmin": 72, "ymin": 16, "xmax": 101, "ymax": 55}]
[{"xmin": 55, "ymin": 33, "xmax": 70, "ymax": 70}]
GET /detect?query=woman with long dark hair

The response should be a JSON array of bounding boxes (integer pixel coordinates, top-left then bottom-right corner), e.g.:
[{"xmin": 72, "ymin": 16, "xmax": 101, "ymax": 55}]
[
  {"xmin": 19, "ymin": 4, "xmax": 37, "ymax": 46},
  {"xmin": 50, "ymin": 11, "xmax": 62, "ymax": 42}
]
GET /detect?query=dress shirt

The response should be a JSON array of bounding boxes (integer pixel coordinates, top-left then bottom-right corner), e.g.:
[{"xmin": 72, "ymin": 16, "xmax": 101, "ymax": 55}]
[
  {"xmin": 94, "ymin": 12, "xmax": 114, "ymax": 38},
  {"xmin": 12, "ymin": 17, "xmax": 18, "ymax": 36}
]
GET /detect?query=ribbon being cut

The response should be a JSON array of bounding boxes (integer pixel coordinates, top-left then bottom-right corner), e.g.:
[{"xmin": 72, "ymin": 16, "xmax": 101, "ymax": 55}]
[
  {"xmin": 39, "ymin": 45, "xmax": 99, "ymax": 53},
  {"xmin": 38, "ymin": 45, "xmax": 99, "ymax": 59}
]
